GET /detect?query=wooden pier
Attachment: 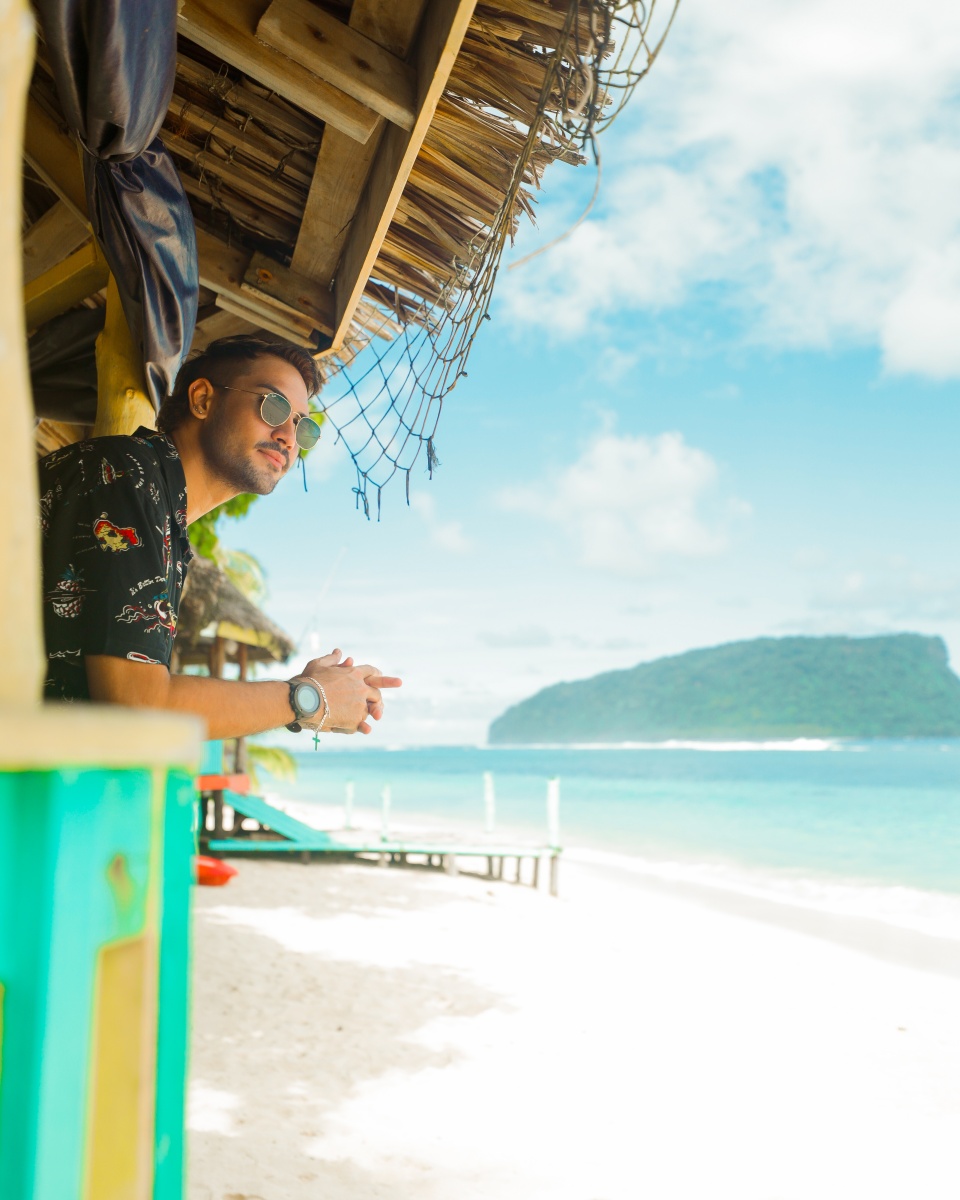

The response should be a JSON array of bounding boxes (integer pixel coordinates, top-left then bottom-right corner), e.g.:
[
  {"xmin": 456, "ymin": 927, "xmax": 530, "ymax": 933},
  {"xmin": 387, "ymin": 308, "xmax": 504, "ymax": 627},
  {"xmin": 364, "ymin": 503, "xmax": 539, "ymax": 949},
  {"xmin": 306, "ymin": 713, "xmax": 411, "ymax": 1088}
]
[{"xmin": 200, "ymin": 779, "xmax": 563, "ymax": 897}]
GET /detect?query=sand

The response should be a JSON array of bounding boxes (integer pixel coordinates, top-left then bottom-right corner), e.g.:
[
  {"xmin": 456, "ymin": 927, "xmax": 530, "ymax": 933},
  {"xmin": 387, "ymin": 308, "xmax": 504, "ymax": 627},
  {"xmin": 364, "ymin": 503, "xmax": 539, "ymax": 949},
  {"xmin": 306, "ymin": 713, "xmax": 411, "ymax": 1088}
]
[{"xmin": 187, "ymin": 854, "xmax": 960, "ymax": 1200}]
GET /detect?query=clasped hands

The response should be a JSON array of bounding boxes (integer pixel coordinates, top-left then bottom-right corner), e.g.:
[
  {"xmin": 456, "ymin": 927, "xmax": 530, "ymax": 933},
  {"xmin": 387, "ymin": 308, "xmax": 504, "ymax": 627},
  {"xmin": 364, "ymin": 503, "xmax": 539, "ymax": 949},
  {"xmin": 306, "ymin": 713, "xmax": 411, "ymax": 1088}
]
[{"xmin": 298, "ymin": 648, "xmax": 402, "ymax": 735}]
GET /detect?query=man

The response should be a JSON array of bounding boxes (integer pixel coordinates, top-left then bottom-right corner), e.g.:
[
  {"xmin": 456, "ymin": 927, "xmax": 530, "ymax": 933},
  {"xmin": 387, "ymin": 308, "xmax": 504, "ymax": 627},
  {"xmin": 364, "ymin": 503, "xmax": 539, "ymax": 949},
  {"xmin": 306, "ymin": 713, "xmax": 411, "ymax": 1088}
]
[{"xmin": 38, "ymin": 334, "xmax": 400, "ymax": 738}]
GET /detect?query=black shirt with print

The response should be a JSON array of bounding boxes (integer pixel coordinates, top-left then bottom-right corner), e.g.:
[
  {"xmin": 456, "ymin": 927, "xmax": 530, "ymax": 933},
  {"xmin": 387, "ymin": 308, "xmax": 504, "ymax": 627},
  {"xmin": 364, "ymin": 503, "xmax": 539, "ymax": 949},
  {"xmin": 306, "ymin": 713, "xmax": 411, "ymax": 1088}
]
[{"xmin": 38, "ymin": 427, "xmax": 192, "ymax": 700}]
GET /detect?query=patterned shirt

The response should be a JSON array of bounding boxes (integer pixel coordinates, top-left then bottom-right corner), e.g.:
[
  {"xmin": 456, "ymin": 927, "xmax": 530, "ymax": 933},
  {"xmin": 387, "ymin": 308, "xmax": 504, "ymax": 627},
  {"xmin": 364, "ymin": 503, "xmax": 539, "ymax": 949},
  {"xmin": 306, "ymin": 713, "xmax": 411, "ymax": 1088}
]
[{"xmin": 39, "ymin": 427, "xmax": 192, "ymax": 700}]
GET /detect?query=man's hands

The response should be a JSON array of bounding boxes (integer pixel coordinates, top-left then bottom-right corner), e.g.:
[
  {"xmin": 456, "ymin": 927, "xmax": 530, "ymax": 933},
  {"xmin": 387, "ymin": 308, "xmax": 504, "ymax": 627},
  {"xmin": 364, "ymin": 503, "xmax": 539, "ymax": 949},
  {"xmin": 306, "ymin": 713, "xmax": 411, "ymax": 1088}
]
[{"xmin": 297, "ymin": 648, "xmax": 402, "ymax": 735}]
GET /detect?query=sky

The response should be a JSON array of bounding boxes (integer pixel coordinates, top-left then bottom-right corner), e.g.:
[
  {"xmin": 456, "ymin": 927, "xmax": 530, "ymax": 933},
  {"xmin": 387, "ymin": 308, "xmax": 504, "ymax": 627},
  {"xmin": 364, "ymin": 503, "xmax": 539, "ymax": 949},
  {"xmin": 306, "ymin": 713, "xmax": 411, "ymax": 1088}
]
[{"xmin": 226, "ymin": 0, "xmax": 960, "ymax": 746}]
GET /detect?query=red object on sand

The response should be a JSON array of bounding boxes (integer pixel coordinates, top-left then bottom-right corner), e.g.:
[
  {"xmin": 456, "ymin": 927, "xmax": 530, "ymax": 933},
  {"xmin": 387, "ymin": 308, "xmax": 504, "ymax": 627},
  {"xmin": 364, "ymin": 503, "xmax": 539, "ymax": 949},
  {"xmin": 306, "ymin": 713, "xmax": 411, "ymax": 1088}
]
[{"xmin": 195, "ymin": 855, "xmax": 238, "ymax": 886}]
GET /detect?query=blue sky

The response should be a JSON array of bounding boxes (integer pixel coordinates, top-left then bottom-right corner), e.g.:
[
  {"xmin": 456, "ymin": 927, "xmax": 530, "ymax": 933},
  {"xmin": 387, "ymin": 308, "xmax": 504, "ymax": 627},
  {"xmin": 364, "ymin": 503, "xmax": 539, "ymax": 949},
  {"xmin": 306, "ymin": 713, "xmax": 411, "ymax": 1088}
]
[{"xmin": 227, "ymin": 0, "xmax": 960, "ymax": 745}]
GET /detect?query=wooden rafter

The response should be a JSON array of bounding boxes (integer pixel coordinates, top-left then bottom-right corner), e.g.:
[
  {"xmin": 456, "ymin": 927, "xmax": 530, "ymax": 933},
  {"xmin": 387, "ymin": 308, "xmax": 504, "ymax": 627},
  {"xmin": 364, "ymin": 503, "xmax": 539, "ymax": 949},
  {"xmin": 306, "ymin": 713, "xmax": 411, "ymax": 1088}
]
[
  {"xmin": 24, "ymin": 242, "xmax": 108, "ymax": 332},
  {"xmin": 329, "ymin": 0, "xmax": 478, "ymax": 350},
  {"xmin": 177, "ymin": 0, "xmax": 379, "ymax": 144},
  {"xmin": 22, "ymin": 96, "xmax": 87, "ymax": 223},
  {"xmin": 256, "ymin": 0, "xmax": 417, "ymax": 131},
  {"xmin": 290, "ymin": 0, "xmax": 427, "ymax": 288},
  {"xmin": 23, "ymin": 201, "xmax": 89, "ymax": 285}
]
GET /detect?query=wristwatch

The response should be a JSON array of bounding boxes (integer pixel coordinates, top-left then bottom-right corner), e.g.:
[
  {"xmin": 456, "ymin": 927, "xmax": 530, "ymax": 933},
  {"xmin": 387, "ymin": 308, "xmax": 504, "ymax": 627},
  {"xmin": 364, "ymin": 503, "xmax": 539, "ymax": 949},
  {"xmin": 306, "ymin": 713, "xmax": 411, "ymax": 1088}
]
[{"xmin": 286, "ymin": 677, "xmax": 323, "ymax": 732}]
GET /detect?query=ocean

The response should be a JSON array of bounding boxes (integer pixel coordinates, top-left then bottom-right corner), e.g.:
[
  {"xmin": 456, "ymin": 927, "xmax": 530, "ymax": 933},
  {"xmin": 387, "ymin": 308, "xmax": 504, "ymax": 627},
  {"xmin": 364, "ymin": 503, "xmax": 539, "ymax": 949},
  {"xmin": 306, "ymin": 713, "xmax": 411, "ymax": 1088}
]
[{"xmin": 268, "ymin": 740, "xmax": 960, "ymax": 941}]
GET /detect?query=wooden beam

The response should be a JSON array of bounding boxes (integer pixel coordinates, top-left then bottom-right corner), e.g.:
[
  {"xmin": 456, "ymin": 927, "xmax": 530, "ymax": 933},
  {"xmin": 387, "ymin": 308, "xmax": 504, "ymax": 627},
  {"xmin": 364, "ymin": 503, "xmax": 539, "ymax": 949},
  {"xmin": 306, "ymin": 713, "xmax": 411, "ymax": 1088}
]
[
  {"xmin": 190, "ymin": 309, "xmax": 258, "ymax": 352},
  {"xmin": 350, "ymin": 0, "xmax": 429, "ymax": 56},
  {"xmin": 241, "ymin": 252, "xmax": 335, "ymax": 334},
  {"xmin": 290, "ymin": 0, "xmax": 427, "ymax": 286},
  {"xmin": 256, "ymin": 0, "xmax": 416, "ymax": 131},
  {"xmin": 22, "ymin": 201, "xmax": 89, "ymax": 285},
  {"xmin": 194, "ymin": 225, "xmax": 332, "ymax": 345},
  {"xmin": 329, "ymin": 0, "xmax": 477, "ymax": 348},
  {"xmin": 214, "ymin": 293, "xmax": 316, "ymax": 348},
  {"xmin": 177, "ymin": 0, "xmax": 380, "ymax": 144},
  {"xmin": 24, "ymin": 242, "xmax": 108, "ymax": 330},
  {"xmin": 22, "ymin": 96, "xmax": 88, "ymax": 223}
]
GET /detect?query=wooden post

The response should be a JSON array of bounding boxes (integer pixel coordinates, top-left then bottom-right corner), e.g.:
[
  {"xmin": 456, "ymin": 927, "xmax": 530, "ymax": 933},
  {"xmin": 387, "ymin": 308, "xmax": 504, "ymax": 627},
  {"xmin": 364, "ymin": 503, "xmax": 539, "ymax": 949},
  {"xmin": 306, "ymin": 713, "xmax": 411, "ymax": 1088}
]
[
  {"xmin": 344, "ymin": 779, "xmax": 355, "ymax": 829},
  {"xmin": 380, "ymin": 784, "xmax": 391, "ymax": 842},
  {"xmin": 233, "ymin": 644, "xmax": 248, "ymax": 774},
  {"xmin": 207, "ymin": 639, "xmax": 226, "ymax": 836},
  {"xmin": 547, "ymin": 777, "xmax": 560, "ymax": 849},
  {"xmin": 0, "ymin": 0, "xmax": 43, "ymax": 707},
  {"xmin": 549, "ymin": 853, "xmax": 559, "ymax": 898},
  {"xmin": 93, "ymin": 274, "xmax": 156, "ymax": 437},
  {"xmin": 483, "ymin": 770, "xmax": 495, "ymax": 834},
  {"xmin": 532, "ymin": 856, "xmax": 540, "ymax": 890}
]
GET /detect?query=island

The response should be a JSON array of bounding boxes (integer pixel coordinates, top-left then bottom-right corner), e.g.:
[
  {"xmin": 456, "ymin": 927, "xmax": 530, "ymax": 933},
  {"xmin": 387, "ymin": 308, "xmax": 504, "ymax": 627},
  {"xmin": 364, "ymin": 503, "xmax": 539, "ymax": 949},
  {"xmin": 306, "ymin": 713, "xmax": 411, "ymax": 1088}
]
[{"xmin": 487, "ymin": 633, "xmax": 960, "ymax": 743}]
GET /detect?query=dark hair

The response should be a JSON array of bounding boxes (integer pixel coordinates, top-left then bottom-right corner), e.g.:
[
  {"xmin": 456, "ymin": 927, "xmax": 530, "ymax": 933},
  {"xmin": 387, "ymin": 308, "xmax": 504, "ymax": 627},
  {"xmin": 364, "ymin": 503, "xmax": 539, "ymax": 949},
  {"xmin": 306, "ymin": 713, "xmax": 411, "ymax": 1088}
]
[{"xmin": 156, "ymin": 335, "xmax": 322, "ymax": 434}]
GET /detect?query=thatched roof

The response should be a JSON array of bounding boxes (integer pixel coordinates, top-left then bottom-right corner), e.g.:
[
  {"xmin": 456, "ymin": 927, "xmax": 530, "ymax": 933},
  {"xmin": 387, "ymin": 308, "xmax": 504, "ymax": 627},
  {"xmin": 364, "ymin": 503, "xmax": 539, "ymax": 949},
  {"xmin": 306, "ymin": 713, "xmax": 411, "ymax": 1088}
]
[
  {"xmin": 175, "ymin": 553, "xmax": 296, "ymax": 665},
  {"xmin": 23, "ymin": 1, "xmax": 604, "ymax": 366}
]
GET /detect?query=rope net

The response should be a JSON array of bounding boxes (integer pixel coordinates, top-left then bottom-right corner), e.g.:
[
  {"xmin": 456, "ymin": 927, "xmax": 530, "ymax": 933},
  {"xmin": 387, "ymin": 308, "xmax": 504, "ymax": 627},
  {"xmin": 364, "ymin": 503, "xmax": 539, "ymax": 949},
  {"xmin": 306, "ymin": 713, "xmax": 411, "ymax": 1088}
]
[{"xmin": 317, "ymin": 0, "xmax": 681, "ymax": 516}]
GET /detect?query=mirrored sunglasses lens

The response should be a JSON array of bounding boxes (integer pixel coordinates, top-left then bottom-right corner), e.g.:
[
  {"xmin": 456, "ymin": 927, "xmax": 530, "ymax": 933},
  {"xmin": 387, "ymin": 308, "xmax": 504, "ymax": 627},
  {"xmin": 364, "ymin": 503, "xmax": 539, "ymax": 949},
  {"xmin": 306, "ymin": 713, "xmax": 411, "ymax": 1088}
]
[
  {"xmin": 260, "ymin": 392, "xmax": 291, "ymax": 426},
  {"xmin": 296, "ymin": 417, "xmax": 322, "ymax": 449}
]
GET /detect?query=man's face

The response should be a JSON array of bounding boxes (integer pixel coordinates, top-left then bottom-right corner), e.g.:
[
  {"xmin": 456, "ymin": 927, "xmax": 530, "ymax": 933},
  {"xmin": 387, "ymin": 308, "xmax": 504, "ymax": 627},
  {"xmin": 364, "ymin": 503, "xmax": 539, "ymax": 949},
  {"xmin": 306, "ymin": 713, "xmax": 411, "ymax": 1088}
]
[{"xmin": 197, "ymin": 355, "xmax": 311, "ymax": 497}]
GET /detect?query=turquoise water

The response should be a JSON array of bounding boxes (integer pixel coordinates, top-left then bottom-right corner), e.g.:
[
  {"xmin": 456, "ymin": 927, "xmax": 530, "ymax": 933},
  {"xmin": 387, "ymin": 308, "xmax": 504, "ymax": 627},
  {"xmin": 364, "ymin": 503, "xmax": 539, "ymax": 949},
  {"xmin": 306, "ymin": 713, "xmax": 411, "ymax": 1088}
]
[{"xmin": 271, "ymin": 740, "xmax": 960, "ymax": 897}]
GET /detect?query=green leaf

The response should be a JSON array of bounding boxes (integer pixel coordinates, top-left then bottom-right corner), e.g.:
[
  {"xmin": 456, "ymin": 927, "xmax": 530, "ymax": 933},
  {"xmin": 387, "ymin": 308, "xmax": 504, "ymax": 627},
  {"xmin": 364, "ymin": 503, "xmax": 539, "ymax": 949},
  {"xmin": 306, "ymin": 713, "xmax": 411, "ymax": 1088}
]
[{"xmin": 246, "ymin": 743, "xmax": 298, "ymax": 791}]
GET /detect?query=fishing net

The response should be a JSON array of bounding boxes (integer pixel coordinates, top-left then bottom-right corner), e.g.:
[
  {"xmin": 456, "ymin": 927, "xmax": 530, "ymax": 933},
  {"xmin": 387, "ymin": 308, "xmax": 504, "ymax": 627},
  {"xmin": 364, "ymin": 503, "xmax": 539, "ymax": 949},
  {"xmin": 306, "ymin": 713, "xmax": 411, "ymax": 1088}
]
[{"xmin": 316, "ymin": 0, "xmax": 681, "ymax": 515}]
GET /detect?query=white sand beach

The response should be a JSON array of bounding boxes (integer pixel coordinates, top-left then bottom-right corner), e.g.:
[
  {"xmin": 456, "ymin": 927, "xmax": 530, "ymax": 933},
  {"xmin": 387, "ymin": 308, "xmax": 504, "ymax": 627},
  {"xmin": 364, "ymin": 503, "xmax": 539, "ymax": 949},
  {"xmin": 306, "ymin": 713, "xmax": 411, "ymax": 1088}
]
[{"xmin": 188, "ymin": 853, "xmax": 960, "ymax": 1200}]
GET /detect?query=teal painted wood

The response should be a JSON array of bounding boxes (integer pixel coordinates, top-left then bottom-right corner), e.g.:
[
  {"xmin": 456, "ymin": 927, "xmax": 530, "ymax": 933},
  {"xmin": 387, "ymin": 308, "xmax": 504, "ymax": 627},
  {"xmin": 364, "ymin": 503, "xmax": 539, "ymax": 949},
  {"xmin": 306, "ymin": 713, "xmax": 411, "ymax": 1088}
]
[
  {"xmin": 220, "ymin": 789, "xmax": 336, "ymax": 845},
  {"xmin": 154, "ymin": 768, "xmax": 198, "ymax": 1200},
  {"xmin": 0, "ymin": 767, "xmax": 153, "ymax": 1200},
  {"xmin": 198, "ymin": 740, "xmax": 224, "ymax": 775}
]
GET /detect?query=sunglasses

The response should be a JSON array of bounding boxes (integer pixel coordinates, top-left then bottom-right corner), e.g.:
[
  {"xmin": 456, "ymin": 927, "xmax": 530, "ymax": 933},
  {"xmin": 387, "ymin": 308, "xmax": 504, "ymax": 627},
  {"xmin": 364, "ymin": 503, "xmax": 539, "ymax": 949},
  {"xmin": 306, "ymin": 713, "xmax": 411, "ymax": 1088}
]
[{"xmin": 214, "ymin": 384, "xmax": 323, "ymax": 450}]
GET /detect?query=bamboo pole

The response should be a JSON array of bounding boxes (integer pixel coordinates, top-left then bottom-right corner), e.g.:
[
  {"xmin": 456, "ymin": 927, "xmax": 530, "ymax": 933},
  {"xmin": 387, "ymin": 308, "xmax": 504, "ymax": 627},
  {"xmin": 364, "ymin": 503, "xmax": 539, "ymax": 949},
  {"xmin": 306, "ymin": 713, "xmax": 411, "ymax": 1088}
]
[
  {"xmin": 93, "ymin": 275, "xmax": 155, "ymax": 437},
  {"xmin": 0, "ymin": 0, "xmax": 43, "ymax": 708}
]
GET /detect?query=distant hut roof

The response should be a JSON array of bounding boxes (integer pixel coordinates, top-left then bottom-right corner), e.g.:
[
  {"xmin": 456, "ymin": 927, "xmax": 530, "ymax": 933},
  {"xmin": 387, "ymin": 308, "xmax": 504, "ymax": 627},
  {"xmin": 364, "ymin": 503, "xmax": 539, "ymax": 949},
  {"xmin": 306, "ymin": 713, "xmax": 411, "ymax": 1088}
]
[{"xmin": 175, "ymin": 553, "xmax": 296, "ymax": 666}]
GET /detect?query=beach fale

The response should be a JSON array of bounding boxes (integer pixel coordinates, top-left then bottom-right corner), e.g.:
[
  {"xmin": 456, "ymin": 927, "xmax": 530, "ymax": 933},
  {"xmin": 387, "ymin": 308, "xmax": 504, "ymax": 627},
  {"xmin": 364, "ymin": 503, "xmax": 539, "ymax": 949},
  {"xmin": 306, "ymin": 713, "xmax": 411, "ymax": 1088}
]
[{"xmin": 1, "ymin": 1, "xmax": 674, "ymax": 1196}]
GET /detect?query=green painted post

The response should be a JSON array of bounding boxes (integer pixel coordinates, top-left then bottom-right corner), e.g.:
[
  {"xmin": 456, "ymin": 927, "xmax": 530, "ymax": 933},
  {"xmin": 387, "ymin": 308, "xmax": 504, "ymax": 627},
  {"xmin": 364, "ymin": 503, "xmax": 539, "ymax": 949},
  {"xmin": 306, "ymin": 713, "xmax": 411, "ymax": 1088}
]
[
  {"xmin": 0, "ymin": 710, "xmax": 201, "ymax": 1200},
  {"xmin": 154, "ymin": 768, "xmax": 200, "ymax": 1200}
]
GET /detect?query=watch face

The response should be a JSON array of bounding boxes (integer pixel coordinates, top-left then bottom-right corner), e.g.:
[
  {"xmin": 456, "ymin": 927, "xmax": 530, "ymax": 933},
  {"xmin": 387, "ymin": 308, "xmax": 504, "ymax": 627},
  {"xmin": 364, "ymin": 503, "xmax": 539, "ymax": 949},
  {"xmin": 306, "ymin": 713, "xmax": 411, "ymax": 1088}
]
[{"xmin": 295, "ymin": 682, "xmax": 322, "ymax": 716}]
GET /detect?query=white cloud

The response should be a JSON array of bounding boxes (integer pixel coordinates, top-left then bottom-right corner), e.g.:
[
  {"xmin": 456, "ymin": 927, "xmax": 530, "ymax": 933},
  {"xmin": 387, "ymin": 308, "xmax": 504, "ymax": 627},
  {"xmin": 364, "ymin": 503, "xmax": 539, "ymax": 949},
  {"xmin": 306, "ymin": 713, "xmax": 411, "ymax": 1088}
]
[
  {"xmin": 409, "ymin": 492, "xmax": 470, "ymax": 553},
  {"xmin": 499, "ymin": 431, "xmax": 736, "ymax": 574},
  {"xmin": 503, "ymin": 0, "xmax": 960, "ymax": 377}
]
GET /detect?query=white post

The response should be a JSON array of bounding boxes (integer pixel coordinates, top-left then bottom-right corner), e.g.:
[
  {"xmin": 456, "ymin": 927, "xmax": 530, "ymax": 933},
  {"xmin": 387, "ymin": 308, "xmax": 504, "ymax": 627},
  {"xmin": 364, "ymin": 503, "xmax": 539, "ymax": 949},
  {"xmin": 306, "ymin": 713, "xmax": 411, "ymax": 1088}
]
[
  {"xmin": 547, "ymin": 777, "xmax": 560, "ymax": 848},
  {"xmin": 483, "ymin": 771, "xmax": 495, "ymax": 834},
  {"xmin": 344, "ymin": 780, "xmax": 355, "ymax": 830},
  {"xmin": 380, "ymin": 784, "xmax": 391, "ymax": 842}
]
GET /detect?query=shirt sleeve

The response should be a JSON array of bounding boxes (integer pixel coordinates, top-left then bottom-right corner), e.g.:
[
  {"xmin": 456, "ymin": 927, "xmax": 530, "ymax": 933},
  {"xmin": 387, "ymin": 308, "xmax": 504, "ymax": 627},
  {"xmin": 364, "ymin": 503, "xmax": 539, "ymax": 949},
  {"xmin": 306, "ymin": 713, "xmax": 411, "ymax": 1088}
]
[{"xmin": 43, "ymin": 446, "xmax": 179, "ymax": 667}]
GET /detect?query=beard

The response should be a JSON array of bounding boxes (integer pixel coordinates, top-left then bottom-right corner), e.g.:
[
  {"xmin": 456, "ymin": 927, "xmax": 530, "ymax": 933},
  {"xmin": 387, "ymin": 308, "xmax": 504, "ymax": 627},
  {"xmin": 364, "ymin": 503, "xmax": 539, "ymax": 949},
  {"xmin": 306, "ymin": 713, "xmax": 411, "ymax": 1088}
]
[{"xmin": 198, "ymin": 407, "xmax": 287, "ymax": 496}]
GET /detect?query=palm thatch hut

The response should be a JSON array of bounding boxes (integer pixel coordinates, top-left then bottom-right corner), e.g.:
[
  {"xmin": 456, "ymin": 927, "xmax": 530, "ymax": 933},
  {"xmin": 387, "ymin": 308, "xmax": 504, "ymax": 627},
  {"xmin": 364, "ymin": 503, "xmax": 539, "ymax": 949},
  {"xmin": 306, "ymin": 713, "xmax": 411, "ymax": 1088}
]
[{"xmin": 173, "ymin": 552, "xmax": 295, "ymax": 675}]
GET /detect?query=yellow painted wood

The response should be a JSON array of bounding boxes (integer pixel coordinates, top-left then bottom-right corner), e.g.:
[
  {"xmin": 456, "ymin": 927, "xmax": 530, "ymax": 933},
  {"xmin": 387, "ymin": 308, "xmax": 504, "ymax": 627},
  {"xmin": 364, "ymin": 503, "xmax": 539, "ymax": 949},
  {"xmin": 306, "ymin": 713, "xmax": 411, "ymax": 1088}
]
[
  {"xmin": 22, "ymin": 96, "xmax": 88, "ymax": 224},
  {"xmin": 177, "ymin": 0, "xmax": 379, "ymax": 143},
  {"xmin": 85, "ymin": 935, "xmax": 156, "ymax": 1200},
  {"xmin": 257, "ymin": 0, "xmax": 416, "ymax": 131},
  {"xmin": 328, "ymin": 0, "xmax": 478, "ymax": 350},
  {"xmin": 0, "ymin": 0, "xmax": 43, "ymax": 707},
  {"xmin": 0, "ymin": 707, "xmax": 202, "ymax": 769},
  {"xmin": 93, "ymin": 275, "xmax": 155, "ymax": 437},
  {"xmin": 24, "ymin": 242, "xmax": 109, "ymax": 331},
  {"xmin": 22, "ymin": 201, "xmax": 90, "ymax": 286}
]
